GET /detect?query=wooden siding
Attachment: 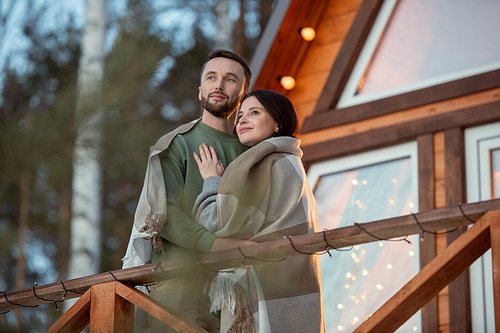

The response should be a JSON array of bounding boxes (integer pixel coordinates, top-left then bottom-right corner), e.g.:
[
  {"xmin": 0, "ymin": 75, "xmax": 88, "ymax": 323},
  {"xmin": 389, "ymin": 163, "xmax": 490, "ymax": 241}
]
[{"xmin": 286, "ymin": 0, "xmax": 364, "ymax": 125}]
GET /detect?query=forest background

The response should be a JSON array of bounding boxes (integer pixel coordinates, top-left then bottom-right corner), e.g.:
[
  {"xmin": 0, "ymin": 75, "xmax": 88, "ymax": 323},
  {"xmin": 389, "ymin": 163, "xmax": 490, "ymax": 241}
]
[{"xmin": 0, "ymin": 0, "xmax": 275, "ymax": 331}]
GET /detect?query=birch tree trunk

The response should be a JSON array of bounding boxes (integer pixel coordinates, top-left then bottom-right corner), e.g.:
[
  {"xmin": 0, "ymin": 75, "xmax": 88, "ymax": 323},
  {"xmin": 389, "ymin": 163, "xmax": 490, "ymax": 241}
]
[
  {"xmin": 65, "ymin": 0, "xmax": 106, "ymax": 310},
  {"xmin": 216, "ymin": 0, "xmax": 232, "ymax": 50}
]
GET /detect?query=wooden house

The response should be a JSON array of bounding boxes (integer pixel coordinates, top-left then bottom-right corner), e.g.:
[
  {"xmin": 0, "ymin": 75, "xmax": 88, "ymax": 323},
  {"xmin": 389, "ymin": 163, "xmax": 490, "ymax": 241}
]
[{"xmin": 248, "ymin": 0, "xmax": 500, "ymax": 332}]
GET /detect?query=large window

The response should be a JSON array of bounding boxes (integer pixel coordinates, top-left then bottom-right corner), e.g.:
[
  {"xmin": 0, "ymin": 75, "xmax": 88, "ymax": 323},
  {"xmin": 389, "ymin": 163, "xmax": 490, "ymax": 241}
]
[
  {"xmin": 338, "ymin": 0, "xmax": 500, "ymax": 108},
  {"xmin": 465, "ymin": 121, "xmax": 500, "ymax": 333},
  {"xmin": 307, "ymin": 142, "xmax": 420, "ymax": 332}
]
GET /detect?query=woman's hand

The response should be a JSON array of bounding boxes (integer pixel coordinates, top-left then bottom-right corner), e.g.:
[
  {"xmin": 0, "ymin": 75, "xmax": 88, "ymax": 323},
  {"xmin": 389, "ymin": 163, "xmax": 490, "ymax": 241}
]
[{"xmin": 193, "ymin": 143, "xmax": 224, "ymax": 180}]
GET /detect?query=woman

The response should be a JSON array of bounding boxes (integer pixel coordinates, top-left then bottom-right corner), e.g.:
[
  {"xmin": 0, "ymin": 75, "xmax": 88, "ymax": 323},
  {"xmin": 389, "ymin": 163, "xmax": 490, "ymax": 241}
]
[{"xmin": 192, "ymin": 90, "xmax": 325, "ymax": 333}]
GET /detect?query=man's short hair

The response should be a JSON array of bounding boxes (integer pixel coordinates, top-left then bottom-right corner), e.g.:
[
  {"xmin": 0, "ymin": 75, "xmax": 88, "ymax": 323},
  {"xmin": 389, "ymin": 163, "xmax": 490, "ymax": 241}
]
[{"xmin": 200, "ymin": 49, "xmax": 252, "ymax": 90}]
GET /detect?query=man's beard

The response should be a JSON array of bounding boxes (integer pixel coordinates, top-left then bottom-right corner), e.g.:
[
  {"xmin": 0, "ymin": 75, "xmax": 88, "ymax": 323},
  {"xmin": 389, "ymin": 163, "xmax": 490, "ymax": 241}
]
[{"xmin": 201, "ymin": 92, "xmax": 239, "ymax": 118}]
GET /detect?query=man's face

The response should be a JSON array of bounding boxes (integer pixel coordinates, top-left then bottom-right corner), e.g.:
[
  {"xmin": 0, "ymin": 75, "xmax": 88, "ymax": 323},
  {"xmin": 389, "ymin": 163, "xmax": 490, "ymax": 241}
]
[{"xmin": 198, "ymin": 57, "xmax": 247, "ymax": 119}]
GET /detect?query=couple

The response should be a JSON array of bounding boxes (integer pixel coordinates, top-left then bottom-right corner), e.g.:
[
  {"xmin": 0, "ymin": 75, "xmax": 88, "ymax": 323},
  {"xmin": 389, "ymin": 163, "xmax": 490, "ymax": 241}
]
[{"xmin": 123, "ymin": 49, "xmax": 325, "ymax": 333}]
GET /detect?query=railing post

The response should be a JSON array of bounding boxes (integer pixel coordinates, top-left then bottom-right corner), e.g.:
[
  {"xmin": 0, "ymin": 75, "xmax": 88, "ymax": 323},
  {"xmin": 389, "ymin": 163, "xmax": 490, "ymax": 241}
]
[
  {"xmin": 89, "ymin": 281, "xmax": 133, "ymax": 333},
  {"xmin": 490, "ymin": 210, "xmax": 500, "ymax": 331}
]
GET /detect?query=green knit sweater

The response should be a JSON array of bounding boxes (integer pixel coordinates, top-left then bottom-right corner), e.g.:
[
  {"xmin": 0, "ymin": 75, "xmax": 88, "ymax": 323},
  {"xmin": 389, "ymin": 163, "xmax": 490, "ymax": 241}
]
[{"xmin": 151, "ymin": 121, "xmax": 247, "ymax": 262}]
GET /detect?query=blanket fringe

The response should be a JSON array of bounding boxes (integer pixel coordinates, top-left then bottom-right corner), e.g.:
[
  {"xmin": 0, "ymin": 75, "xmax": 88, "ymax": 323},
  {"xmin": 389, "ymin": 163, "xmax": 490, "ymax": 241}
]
[
  {"xmin": 206, "ymin": 273, "xmax": 255, "ymax": 333},
  {"xmin": 227, "ymin": 285, "xmax": 255, "ymax": 333},
  {"xmin": 140, "ymin": 212, "xmax": 166, "ymax": 253}
]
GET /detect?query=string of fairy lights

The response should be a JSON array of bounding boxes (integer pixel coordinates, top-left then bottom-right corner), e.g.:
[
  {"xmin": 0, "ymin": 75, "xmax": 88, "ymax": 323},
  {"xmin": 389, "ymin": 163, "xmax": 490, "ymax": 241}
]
[{"xmin": 0, "ymin": 201, "xmax": 475, "ymax": 333}]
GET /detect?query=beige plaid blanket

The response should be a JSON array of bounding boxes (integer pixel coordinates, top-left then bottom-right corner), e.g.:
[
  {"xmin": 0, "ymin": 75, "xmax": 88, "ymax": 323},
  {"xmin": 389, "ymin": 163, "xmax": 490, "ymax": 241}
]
[{"xmin": 193, "ymin": 137, "xmax": 325, "ymax": 333}]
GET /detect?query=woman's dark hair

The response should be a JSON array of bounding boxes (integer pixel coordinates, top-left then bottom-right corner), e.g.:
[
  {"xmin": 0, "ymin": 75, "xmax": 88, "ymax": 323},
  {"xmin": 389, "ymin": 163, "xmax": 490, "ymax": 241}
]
[
  {"xmin": 200, "ymin": 49, "xmax": 252, "ymax": 90},
  {"xmin": 240, "ymin": 90, "xmax": 299, "ymax": 138}
]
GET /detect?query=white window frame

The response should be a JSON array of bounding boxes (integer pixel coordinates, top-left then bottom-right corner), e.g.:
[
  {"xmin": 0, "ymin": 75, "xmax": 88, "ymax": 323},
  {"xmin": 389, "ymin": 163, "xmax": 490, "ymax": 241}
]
[
  {"xmin": 465, "ymin": 121, "xmax": 500, "ymax": 333},
  {"xmin": 337, "ymin": 0, "xmax": 500, "ymax": 109},
  {"xmin": 307, "ymin": 141, "xmax": 421, "ymax": 331}
]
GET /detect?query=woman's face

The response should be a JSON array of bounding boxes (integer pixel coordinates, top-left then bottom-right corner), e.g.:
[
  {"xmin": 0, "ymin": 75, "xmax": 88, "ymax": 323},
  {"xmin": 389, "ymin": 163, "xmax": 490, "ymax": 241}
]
[{"xmin": 236, "ymin": 96, "xmax": 278, "ymax": 147}]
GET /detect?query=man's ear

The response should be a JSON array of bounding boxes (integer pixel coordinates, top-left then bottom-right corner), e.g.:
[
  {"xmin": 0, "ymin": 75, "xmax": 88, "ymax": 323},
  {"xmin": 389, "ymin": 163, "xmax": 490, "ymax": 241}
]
[{"xmin": 198, "ymin": 87, "xmax": 201, "ymax": 101}]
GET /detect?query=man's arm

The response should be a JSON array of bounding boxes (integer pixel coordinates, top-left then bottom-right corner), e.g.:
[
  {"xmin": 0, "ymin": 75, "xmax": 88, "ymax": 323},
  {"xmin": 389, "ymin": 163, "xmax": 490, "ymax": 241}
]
[{"xmin": 161, "ymin": 148, "xmax": 255, "ymax": 253}]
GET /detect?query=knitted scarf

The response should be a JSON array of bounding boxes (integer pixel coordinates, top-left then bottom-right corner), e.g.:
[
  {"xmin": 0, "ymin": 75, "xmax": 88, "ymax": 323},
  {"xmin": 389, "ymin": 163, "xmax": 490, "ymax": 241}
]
[{"xmin": 122, "ymin": 119, "xmax": 199, "ymax": 270}]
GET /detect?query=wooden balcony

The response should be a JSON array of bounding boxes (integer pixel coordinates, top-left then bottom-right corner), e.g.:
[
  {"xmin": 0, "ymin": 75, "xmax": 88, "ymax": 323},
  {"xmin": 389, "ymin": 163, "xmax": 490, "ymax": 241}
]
[{"xmin": 1, "ymin": 199, "xmax": 499, "ymax": 332}]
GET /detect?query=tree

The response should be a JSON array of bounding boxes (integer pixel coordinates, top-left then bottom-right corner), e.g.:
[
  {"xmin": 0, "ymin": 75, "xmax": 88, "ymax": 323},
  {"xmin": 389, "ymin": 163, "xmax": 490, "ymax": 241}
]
[{"xmin": 65, "ymin": 0, "xmax": 106, "ymax": 311}]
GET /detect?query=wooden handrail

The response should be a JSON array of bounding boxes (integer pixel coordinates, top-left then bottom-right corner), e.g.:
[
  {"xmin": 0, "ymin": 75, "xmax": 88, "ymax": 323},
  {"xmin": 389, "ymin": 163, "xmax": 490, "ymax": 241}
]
[{"xmin": 1, "ymin": 198, "xmax": 500, "ymax": 313}]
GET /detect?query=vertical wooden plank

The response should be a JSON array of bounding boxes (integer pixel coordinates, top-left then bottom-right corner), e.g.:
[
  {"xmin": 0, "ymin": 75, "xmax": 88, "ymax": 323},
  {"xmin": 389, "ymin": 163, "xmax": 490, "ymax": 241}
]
[
  {"xmin": 444, "ymin": 127, "xmax": 471, "ymax": 333},
  {"xmin": 417, "ymin": 134, "xmax": 439, "ymax": 333},
  {"xmin": 90, "ymin": 281, "xmax": 133, "ymax": 333},
  {"xmin": 491, "ymin": 211, "xmax": 500, "ymax": 332}
]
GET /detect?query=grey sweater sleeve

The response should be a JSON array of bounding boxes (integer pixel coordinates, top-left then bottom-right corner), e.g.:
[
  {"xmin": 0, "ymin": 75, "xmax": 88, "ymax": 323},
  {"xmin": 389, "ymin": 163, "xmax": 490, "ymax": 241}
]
[{"xmin": 191, "ymin": 176, "xmax": 221, "ymax": 233}]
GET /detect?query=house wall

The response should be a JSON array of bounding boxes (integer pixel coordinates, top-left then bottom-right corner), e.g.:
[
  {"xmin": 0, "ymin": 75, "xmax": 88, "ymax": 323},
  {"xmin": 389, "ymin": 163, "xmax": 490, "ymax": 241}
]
[{"xmin": 252, "ymin": 0, "xmax": 500, "ymax": 331}]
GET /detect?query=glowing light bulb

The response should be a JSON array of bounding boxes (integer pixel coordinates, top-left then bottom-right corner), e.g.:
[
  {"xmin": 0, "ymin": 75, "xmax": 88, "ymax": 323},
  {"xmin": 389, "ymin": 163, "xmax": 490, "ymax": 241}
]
[
  {"xmin": 388, "ymin": 199, "xmax": 395, "ymax": 205},
  {"xmin": 352, "ymin": 179, "xmax": 358, "ymax": 185},
  {"xmin": 351, "ymin": 276, "xmax": 357, "ymax": 281},
  {"xmin": 353, "ymin": 317, "xmax": 359, "ymax": 323},
  {"xmin": 280, "ymin": 76, "xmax": 295, "ymax": 90},
  {"xmin": 362, "ymin": 269, "xmax": 368, "ymax": 276},
  {"xmin": 378, "ymin": 242, "xmax": 384, "ymax": 247},
  {"xmin": 300, "ymin": 27, "xmax": 316, "ymax": 41},
  {"xmin": 362, "ymin": 180, "xmax": 368, "ymax": 185},
  {"xmin": 354, "ymin": 245, "xmax": 360, "ymax": 250},
  {"xmin": 409, "ymin": 202, "xmax": 415, "ymax": 208},
  {"xmin": 345, "ymin": 284, "xmax": 350, "ymax": 289},
  {"xmin": 387, "ymin": 264, "xmax": 392, "ymax": 269},
  {"xmin": 355, "ymin": 299, "xmax": 360, "ymax": 304},
  {"xmin": 376, "ymin": 284, "xmax": 383, "ymax": 290},
  {"xmin": 351, "ymin": 253, "xmax": 357, "ymax": 259},
  {"xmin": 337, "ymin": 325, "xmax": 343, "ymax": 330},
  {"xmin": 346, "ymin": 272, "xmax": 352, "ymax": 278},
  {"xmin": 413, "ymin": 327, "xmax": 418, "ymax": 331},
  {"xmin": 337, "ymin": 303, "xmax": 344, "ymax": 309},
  {"xmin": 409, "ymin": 251, "xmax": 415, "ymax": 256}
]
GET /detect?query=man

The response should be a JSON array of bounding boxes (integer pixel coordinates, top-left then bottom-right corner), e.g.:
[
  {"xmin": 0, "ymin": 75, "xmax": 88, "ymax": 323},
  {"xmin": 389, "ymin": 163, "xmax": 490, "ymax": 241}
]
[{"xmin": 123, "ymin": 49, "xmax": 254, "ymax": 332}]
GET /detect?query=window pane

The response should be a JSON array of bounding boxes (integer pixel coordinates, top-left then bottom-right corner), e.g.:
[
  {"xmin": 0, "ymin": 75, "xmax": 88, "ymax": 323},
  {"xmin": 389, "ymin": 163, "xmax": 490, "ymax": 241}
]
[
  {"xmin": 315, "ymin": 158, "xmax": 419, "ymax": 332},
  {"xmin": 492, "ymin": 149, "xmax": 500, "ymax": 199},
  {"xmin": 358, "ymin": 0, "xmax": 500, "ymax": 95}
]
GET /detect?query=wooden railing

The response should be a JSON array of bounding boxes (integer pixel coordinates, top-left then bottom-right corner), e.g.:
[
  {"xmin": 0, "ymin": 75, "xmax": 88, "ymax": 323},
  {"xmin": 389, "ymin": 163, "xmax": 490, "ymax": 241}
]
[{"xmin": 1, "ymin": 199, "xmax": 500, "ymax": 332}]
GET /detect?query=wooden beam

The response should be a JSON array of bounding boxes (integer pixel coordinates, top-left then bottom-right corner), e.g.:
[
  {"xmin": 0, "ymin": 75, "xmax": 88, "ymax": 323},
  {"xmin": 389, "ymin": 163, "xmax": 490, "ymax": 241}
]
[
  {"xmin": 491, "ymin": 210, "xmax": 500, "ymax": 332},
  {"xmin": 444, "ymin": 127, "xmax": 471, "ymax": 333},
  {"xmin": 114, "ymin": 282, "xmax": 208, "ymax": 333},
  {"xmin": 313, "ymin": 0, "xmax": 384, "ymax": 111},
  {"xmin": 417, "ymin": 134, "xmax": 438, "ymax": 333},
  {"xmin": 302, "ymin": 100, "xmax": 500, "ymax": 164},
  {"xmin": 353, "ymin": 210, "xmax": 500, "ymax": 333},
  {"xmin": 2, "ymin": 199, "xmax": 500, "ymax": 313},
  {"xmin": 304, "ymin": 69, "xmax": 500, "ymax": 133},
  {"xmin": 46, "ymin": 289, "xmax": 91, "ymax": 333}
]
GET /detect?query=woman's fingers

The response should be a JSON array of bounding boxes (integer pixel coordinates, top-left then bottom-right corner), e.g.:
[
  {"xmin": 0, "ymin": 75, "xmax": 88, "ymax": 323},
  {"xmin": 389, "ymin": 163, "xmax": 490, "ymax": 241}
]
[
  {"xmin": 193, "ymin": 152, "xmax": 202, "ymax": 165},
  {"xmin": 209, "ymin": 145, "xmax": 218, "ymax": 160}
]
